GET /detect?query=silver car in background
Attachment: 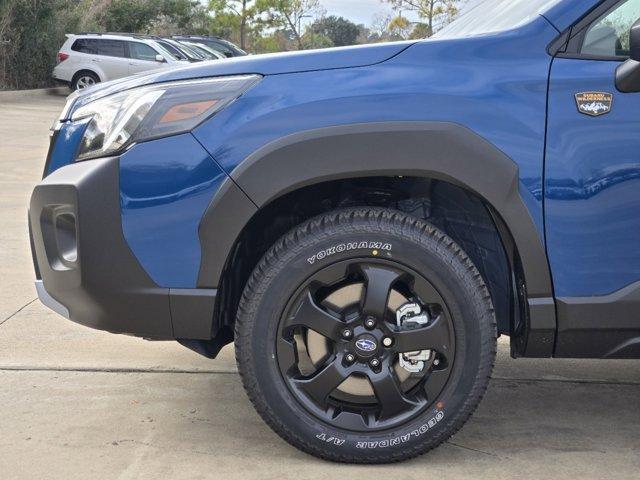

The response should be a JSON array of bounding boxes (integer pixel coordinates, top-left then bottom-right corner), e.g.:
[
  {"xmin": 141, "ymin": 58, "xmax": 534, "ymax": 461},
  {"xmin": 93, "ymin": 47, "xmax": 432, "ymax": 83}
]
[{"xmin": 53, "ymin": 33, "xmax": 189, "ymax": 90}]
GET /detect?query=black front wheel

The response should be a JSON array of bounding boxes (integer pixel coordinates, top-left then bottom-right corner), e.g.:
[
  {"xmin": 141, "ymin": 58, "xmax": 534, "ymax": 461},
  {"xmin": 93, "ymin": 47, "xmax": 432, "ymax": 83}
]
[{"xmin": 235, "ymin": 208, "xmax": 496, "ymax": 463}]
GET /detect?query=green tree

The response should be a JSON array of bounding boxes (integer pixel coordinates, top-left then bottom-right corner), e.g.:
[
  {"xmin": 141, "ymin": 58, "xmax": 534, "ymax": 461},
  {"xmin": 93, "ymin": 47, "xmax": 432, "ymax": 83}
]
[
  {"xmin": 365, "ymin": 13, "xmax": 395, "ymax": 43},
  {"xmin": 0, "ymin": 0, "xmax": 83, "ymax": 90},
  {"xmin": 259, "ymin": 0, "xmax": 325, "ymax": 50},
  {"xmin": 301, "ymin": 32, "xmax": 333, "ymax": 49},
  {"xmin": 409, "ymin": 22, "xmax": 430, "ymax": 39},
  {"xmin": 159, "ymin": 0, "xmax": 210, "ymax": 31},
  {"xmin": 208, "ymin": 11, "xmax": 238, "ymax": 41},
  {"xmin": 387, "ymin": 15, "xmax": 412, "ymax": 39},
  {"xmin": 99, "ymin": 0, "xmax": 159, "ymax": 32},
  {"xmin": 385, "ymin": 0, "xmax": 461, "ymax": 37},
  {"xmin": 252, "ymin": 31, "xmax": 286, "ymax": 53},
  {"xmin": 209, "ymin": 0, "xmax": 269, "ymax": 50},
  {"xmin": 308, "ymin": 15, "xmax": 359, "ymax": 47},
  {"xmin": 98, "ymin": 0, "xmax": 205, "ymax": 34}
]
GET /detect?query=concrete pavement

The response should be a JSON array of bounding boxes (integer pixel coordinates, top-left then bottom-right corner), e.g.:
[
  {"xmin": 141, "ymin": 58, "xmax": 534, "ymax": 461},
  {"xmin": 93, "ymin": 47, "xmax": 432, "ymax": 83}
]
[{"xmin": 0, "ymin": 90, "xmax": 638, "ymax": 479}]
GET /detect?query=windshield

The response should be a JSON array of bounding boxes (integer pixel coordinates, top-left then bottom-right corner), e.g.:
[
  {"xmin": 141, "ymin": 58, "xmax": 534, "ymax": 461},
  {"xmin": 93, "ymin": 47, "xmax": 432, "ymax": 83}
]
[
  {"xmin": 202, "ymin": 39, "xmax": 247, "ymax": 57},
  {"xmin": 183, "ymin": 41, "xmax": 220, "ymax": 60},
  {"xmin": 176, "ymin": 41, "xmax": 207, "ymax": 60},
  {"xmin": 151, "ymin": 41, "xmax": 181, "ymax": 62},
  {"xmin": 156, "ymin": 40, "xmax": 187, "ymax": 60},
  {"xmin": 434, "ymin": 0, "xmax": 561, "ymax": 38},
  {"xmin": 164, "ymin": 39, "xmax": 201, "ymax": 61}
]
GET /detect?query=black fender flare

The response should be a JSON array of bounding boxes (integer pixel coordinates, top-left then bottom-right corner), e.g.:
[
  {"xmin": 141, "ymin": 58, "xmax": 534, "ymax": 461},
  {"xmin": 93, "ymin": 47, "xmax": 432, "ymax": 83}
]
[{"xmin": 197, "ymin": 122, "xmax": 556, "ymax": 355}]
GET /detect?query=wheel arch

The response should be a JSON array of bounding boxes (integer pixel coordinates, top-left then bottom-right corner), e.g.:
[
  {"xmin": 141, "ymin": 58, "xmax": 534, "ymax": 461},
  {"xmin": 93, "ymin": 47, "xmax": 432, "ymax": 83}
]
[
  {"xmin": 71, "ymin": 68, "xmax": 102, "ymax": 85},
  {"xmin": 197, "ymin": 122, "xmax": 555, "ymax": 357}
]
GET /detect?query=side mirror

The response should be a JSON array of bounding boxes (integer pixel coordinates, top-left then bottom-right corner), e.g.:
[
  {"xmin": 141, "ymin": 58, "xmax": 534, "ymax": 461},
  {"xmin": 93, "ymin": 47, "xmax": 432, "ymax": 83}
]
[
  {"xmin": 155, "ymin": 54, "xmax": 166, "ymax": 63},
  {"xmin": 616, "ymin": 18, "xmax": 640, "ymax": 92}
]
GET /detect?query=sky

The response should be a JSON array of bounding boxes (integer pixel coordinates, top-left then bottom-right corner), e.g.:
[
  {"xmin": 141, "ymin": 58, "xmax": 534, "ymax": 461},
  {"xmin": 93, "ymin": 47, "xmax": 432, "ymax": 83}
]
[
  {"xmin": 319, "ymin": 0, "xmax": 482, "ymax": 27},
  {"xmin": 319, "ymin": 0, "xmax": 419, "ymax": 26}
]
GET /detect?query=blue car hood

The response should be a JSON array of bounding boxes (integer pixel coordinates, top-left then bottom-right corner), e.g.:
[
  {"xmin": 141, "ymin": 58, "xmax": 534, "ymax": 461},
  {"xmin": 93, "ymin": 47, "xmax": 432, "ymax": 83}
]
[
  {"xmin": 68, "ymin": 41, "xmax": 415, "ymax": 111},
  {"xmin": 172, "ymin": 41, "xmax": 414, "ymax": 76}
]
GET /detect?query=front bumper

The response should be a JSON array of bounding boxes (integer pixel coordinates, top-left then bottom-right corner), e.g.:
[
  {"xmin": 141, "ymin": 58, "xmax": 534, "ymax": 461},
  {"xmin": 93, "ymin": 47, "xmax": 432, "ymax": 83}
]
[
  {"xmin": 35, "ymin": 279, "xmax": 69, "ymax": 318},
  {"xmin": 29, "ymin": 156, "xmax": 216, "ymax": 339}
]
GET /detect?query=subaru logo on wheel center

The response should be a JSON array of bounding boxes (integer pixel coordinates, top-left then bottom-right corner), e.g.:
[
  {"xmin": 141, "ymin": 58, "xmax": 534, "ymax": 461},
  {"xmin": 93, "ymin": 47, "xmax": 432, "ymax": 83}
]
[{"xmin": 355, "ymin": 337, "xmax": 377, "ymax": 353}]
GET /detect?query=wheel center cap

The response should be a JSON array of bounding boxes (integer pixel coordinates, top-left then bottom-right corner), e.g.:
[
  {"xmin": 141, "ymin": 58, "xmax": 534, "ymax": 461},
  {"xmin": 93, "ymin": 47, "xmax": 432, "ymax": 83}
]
[{"xmin": 354, "ymin": 334, "xmax": 378, "ymax": 357}]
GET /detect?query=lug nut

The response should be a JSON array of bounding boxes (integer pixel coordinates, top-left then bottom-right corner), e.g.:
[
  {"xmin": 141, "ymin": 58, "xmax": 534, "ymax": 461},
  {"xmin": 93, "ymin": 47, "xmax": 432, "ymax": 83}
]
[
  {"xmin": 342, "ymin": 328, "xmax": 353, "ymax": 339},
  {"xmin": 382, "ymin": 337, "xmax": 393, "ymax": 347},
  {"xmin": 345, "ymin": 353, "xmax": 356, "ymax": 364},
  {"xmin": 369, "ymin": 358, "xmax": 381, "ymax": 368},
  {"xmin": 364, "ymin": 317, "xmax": 376, "ymax": 329}
]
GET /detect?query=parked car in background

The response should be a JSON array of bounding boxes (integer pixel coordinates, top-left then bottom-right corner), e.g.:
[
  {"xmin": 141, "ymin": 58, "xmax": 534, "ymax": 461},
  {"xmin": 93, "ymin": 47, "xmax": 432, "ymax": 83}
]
[
  {"xmin": 148, "ymin": 37, "xmax": 200, "ymax": 62},
  {"xmin": 176, "ymin": 40, "xmax": 226, "ymax": 60},
  {"xmin": 53, "ymin": 33, "xmax": 189, "ymax": 90},
  {"xmin": 154, "ymin": 37, "xmax": 203, "ymax": 62},
  {"xmin": 171, "ymin": 35, "xmax": 247, "ymax": 57}
]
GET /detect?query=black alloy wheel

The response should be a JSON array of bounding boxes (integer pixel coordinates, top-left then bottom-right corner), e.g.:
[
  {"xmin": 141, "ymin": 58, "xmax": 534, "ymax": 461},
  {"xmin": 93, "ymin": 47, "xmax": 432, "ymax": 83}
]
[
  {"xmin": 235, "ymin": 208, "xmax": 496, "ymax": 463},
  {"xmin": 277, "ymin": 259, "xmax": 455, "ymax": 432}
]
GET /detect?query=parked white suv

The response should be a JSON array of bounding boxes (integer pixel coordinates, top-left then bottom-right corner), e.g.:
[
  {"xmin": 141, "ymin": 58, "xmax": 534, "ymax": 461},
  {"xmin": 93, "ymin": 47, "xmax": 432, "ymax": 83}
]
[{"xmin": 53, "ymin": 33, "xmax": 189, "ymax": 90}]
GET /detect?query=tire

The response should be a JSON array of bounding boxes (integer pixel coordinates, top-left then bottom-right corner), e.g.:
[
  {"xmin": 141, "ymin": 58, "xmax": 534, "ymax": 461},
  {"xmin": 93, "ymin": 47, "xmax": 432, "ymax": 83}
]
[
  {"xmin": 235, "ymin": 208, "xmax": 496, "ymax": 463},
  {"xmin": 71, "ymin": 71, "xmax": 99, "ymax": 91}
]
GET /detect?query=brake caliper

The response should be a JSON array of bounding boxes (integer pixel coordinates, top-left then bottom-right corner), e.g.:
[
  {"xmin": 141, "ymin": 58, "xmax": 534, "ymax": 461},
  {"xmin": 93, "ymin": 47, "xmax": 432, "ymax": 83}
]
[{"xmin": 396, "ymin": 303, "xmax": 431, "ymax": 373}]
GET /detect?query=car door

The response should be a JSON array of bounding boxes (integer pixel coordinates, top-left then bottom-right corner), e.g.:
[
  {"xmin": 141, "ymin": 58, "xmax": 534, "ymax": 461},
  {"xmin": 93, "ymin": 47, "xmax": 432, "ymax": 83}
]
[
  {"xmin": 94, "ymin": 39, "xmax": 129, "ymax": 81},
  {"xmin": 127, "ymin": 41, "xmax": 165, "ymax": 75},
  {"xmin": 545, "ymin": 0, "xmax": 640, "ymax": 357}
]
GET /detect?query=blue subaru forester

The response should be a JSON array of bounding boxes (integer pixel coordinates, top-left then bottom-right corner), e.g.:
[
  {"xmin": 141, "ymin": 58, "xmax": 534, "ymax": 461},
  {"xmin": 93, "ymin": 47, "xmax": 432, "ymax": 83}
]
[{"xmin": 29, "ymin": 0, "xmax": 640, "ymax": 463}]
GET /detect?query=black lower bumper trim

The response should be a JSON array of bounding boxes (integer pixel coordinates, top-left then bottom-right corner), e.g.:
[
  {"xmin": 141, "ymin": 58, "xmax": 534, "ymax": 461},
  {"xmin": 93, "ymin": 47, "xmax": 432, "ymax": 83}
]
[
  {"xmin": 170, "ymin": 288, "xmax": 217, "ymax": 339},
  {"xmin": 30, "ymin": 157, "xmax": 174, "ymax": 338}
]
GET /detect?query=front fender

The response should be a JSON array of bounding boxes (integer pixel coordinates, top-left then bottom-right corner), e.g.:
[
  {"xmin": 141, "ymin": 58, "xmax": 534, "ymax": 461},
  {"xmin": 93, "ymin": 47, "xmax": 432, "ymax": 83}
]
[{"xmin": 197, "ymin": 122, "xmax": 555, "ymax": 355}]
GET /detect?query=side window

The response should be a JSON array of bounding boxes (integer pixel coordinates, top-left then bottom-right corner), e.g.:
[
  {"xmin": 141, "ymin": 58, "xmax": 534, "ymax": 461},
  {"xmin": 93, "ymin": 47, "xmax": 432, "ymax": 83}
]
[
  {"xmin": 71, "ymin": 39, "xmax": 126, "ymax": 58},
  {"xmin": 582, "ymin": 0, "xmax": 640, "ymax": 57},
  {"xmin": 96, "ymin": 40, "xmax": 126, "ymax": 58},
  {"xmin": 128, "ymin": 42, "xmax": 160, "ymax": 62},
  {"xmin": 71, "ymin": 39, "xmax": 99, "ymax": 55}
]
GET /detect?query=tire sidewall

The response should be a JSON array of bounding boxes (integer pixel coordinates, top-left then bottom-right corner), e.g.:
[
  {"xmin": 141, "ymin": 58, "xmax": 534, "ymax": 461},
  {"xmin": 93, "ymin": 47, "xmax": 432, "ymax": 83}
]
[
  {"xmin": 239, "ymin": 212, "xmax": 494, "ymax": 460},
  {"xmin": 72, "ymin": 71, "xmax": 99, "ymax": 91}
]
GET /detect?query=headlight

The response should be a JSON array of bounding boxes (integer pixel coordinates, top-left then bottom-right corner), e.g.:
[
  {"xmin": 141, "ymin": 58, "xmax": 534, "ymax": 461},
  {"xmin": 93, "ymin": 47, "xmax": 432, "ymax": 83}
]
[{"xmin": 70, "ymin": 75, "xmax": 260, "ymax": 161}]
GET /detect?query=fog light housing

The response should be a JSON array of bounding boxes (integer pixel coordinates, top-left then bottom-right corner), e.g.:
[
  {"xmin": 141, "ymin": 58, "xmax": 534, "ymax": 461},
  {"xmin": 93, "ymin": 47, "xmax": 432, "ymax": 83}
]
[{"xmin": 40, "ymin": 205, "xmax": 78, "ymax": 271}]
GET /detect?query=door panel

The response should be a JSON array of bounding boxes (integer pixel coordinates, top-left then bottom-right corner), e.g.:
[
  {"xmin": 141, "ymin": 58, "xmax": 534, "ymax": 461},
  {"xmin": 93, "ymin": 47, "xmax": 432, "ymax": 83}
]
[
  {"xmin": 127, "ymin": 42, "xmax": 164, "ymax": 76},
  {"xmin": 97, "ymin": 56, "xmax": 129, "ymax": 81},
  {"xmin": 94, "ymin": 39, "xmax": 128, "ymax": 81},
  {"xmin": 546, "ymin": 58, "xmax": 640, "ymax": 356}
]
